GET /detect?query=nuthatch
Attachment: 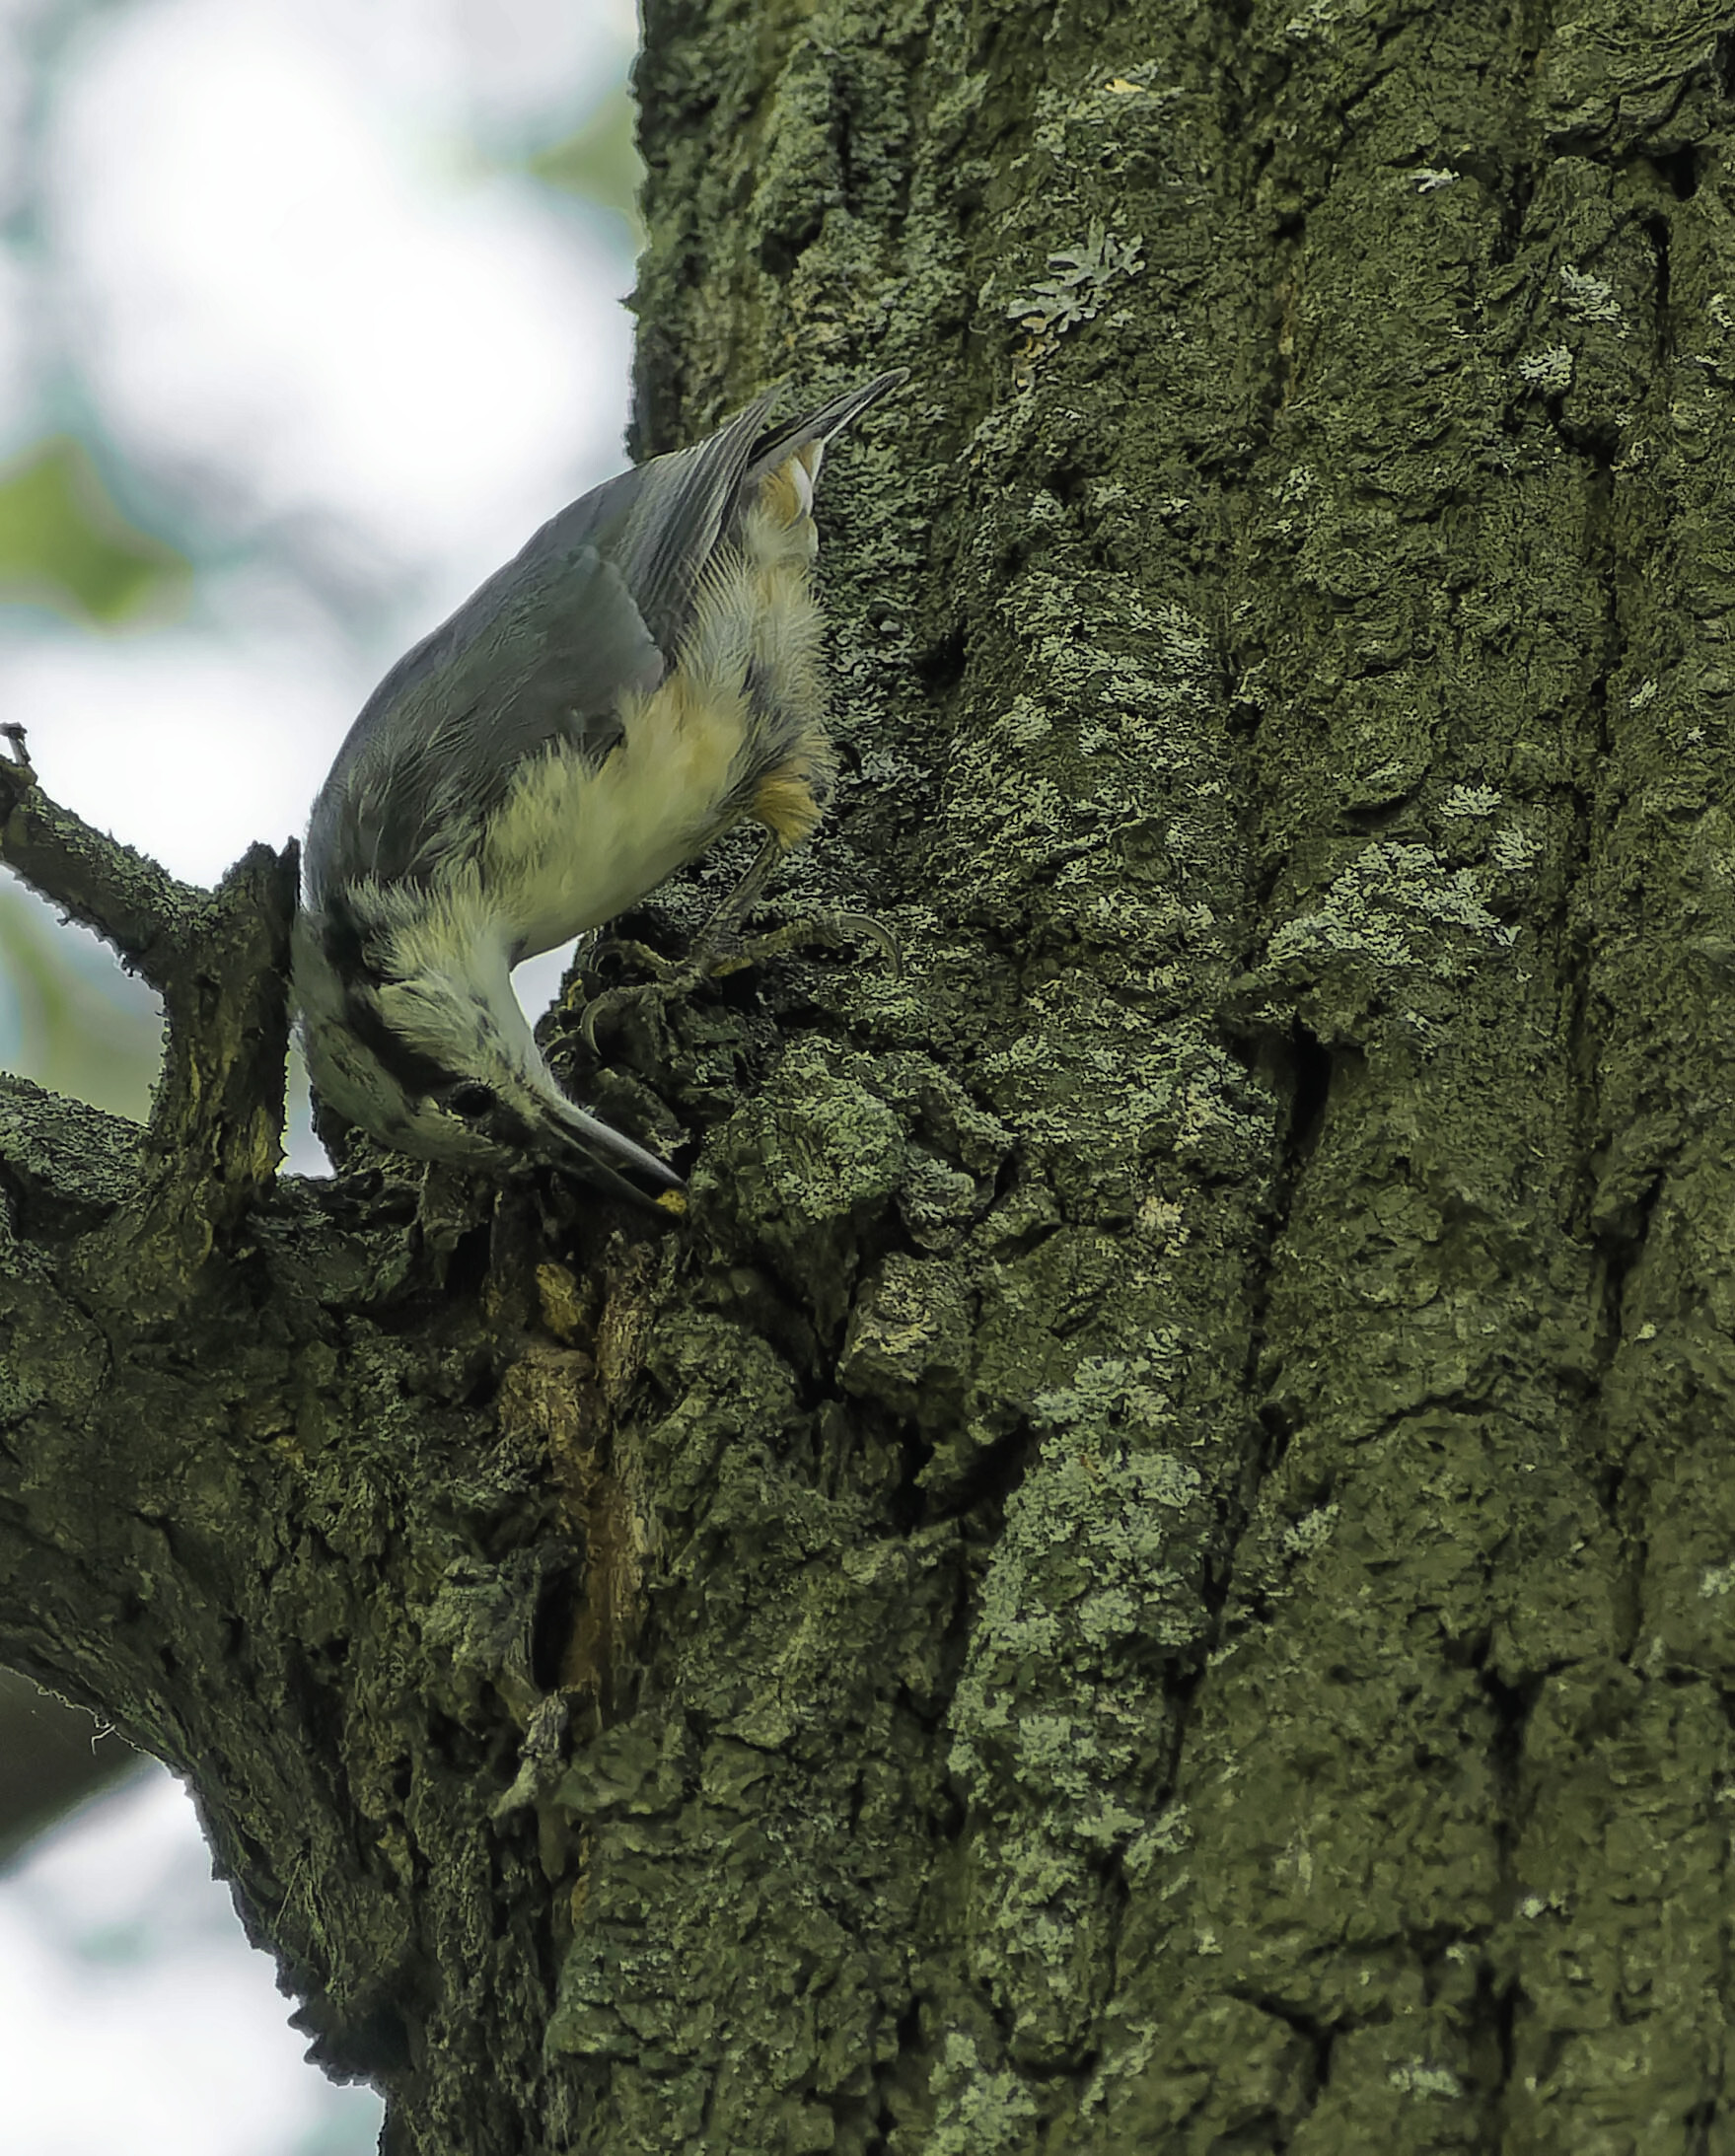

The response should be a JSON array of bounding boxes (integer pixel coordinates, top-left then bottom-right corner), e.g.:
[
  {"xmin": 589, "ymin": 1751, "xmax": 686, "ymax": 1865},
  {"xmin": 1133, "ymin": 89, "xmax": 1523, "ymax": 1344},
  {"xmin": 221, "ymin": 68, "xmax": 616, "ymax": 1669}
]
[{"xmin": 293, "ymin": 369, "xmax": 904, "ymax": 1203}]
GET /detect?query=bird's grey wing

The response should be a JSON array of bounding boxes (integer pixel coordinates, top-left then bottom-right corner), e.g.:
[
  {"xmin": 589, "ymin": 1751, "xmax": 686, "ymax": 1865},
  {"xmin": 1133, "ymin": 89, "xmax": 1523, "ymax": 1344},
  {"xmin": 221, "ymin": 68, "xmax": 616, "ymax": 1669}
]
[
  {"xmin": 307, "ymin": 398, "xmax": 789, "ymax": 898},
  {"xmin": 605, "ymin": 391, "xmax": 776, "ymax": 651},
  {"xmin": 304, "ymin": 373, "xmax": 902, "ymax": 901},
  {"xmin": 306, "ymin": 530, "xmax": 663, "ymax": 896}
]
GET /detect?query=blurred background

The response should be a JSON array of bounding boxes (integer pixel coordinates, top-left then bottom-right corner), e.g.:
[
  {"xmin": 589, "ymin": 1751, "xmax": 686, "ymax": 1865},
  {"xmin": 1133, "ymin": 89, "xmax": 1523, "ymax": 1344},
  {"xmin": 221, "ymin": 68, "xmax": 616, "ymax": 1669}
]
[{"xmin": 0, "ymin": 0, "xmax": 641, "ymax": 2144}]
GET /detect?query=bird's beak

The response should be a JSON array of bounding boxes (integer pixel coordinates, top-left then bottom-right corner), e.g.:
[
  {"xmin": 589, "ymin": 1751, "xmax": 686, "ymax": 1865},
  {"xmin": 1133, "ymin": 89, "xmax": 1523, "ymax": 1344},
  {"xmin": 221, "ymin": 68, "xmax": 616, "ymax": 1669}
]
[{"xmin": 535, "ymin": 1097, "xmax": 685, "ymax": 1211}]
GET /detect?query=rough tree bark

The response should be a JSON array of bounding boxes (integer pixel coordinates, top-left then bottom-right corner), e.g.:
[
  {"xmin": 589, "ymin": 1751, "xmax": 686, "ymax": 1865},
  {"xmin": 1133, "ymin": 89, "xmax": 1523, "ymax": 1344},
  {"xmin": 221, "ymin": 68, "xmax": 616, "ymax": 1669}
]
[{"xmin": 4, "ymin": 0, "xmax": 1733, "ymax": 2148}]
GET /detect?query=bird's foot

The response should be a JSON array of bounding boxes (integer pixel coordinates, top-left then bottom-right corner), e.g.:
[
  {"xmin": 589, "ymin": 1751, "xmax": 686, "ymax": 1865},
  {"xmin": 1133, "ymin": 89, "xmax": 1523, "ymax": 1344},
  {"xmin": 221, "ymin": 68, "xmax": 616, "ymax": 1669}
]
[
  {"xmin": 577, "ymin": 910, "xmax": 901, "ymax": 1049},
  {"xmin": 576, "ymin": 943, "xmax": 708, "ymax": 1053}
]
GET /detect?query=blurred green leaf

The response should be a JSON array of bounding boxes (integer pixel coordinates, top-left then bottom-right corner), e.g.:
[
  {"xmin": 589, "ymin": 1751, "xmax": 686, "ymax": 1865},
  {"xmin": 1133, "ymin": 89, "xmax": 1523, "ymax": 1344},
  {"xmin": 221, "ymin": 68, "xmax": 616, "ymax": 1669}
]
[
  {"xmin": 0, "ymin": 436, "xmax": 191, "ymax": 627},
  {"xmin": 0, "ymin": 879, "xmax": 161, "ymax": 1117},
  {"xmin": 528, "ymin": 89, "xmax": 644, "ymax": 238}
]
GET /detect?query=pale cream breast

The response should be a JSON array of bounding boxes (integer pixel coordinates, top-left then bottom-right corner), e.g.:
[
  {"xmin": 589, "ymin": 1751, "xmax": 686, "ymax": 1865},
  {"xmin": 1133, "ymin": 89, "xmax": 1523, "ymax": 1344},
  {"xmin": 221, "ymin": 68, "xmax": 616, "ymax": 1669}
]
[{"xmin": 480, "ymin": 531, "xmax": 831, "ymax": 958}]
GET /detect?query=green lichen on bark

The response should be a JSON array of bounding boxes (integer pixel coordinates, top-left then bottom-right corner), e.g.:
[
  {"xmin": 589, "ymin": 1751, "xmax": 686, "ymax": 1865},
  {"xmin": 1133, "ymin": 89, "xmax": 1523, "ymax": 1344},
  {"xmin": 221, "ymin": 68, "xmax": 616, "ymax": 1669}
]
[{"xmin": 598, "ymin": 0, "xmax": 1735, "ymax": 2147}]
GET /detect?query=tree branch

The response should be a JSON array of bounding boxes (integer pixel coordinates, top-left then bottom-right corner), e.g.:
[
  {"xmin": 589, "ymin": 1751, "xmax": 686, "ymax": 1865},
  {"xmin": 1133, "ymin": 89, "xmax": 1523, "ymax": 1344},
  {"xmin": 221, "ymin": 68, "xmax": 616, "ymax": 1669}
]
[
  {"xmin": 0, "ymin": 724, "xmax": 206, "ymax": 991},
  {"xmin": 0, "ymin": 724, "xmax": 300, "ymax": 1287}
]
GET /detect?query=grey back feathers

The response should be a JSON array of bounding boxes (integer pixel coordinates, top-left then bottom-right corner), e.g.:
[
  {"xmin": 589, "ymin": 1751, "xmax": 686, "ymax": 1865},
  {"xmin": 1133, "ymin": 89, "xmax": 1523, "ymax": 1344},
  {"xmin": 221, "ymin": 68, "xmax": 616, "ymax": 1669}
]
[{"xmin": 303, "ymin": 370, "xmax": 905, "ymax": 907}]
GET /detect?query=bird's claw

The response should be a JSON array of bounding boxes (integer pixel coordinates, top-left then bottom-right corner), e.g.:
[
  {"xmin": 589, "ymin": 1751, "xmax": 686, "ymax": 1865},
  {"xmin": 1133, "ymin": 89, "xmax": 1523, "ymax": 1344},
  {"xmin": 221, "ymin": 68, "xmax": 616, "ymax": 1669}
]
[
  {"xmin": 578, "ymin": 961, "xmax": 704, "ymax": 1051},
  {"xmin": 576, "ymin": 909, "xmax": 901, "ymax": 1048},
  {"xmin": 726, "ymin": 908, "xmax": 904, "ymax": 980}
]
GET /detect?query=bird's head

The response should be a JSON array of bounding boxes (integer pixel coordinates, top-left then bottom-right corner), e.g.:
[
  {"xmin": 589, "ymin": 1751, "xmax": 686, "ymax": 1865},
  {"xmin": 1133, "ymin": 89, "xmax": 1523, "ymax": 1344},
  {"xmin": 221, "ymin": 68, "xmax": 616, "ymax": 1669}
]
[{"xmin": 291, "ymin": 899, "xmax": 681, "ymax": 1205}]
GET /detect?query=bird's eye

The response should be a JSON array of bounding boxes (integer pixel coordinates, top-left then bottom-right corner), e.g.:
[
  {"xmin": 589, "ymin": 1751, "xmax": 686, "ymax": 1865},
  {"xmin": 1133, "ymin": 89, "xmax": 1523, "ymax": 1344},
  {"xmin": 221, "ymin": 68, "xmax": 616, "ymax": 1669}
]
[{"xmin": 445, "ymin": 1081, "xmax": 498, "ymax": 1120}]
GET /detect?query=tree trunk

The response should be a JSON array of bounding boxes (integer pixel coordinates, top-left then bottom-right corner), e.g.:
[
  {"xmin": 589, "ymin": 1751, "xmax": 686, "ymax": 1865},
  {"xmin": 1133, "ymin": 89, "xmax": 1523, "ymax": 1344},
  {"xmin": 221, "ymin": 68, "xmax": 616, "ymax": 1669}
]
[{"xmin": 4, "ymin": 0, "xmax": 1732, "ymax": 2149}]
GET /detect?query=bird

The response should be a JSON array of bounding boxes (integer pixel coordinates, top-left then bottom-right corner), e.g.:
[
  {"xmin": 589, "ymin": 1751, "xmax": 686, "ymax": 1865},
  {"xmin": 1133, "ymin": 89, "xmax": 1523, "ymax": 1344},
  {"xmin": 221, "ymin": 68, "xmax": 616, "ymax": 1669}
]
[{"xmin": 292, "ymin": 369, "xmax": 906, "ymax": 1207}]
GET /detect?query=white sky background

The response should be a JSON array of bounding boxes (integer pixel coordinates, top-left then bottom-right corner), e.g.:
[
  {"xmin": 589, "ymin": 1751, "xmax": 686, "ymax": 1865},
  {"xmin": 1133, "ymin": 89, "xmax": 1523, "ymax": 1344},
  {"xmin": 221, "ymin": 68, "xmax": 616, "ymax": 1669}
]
[
  {"xmin": 2, "ymin": 1772, "xmax": 381, "ymax": 2156},
  {"xmin": 0, "ymin": 0, "xmax": 639, "ymax": 2143}
]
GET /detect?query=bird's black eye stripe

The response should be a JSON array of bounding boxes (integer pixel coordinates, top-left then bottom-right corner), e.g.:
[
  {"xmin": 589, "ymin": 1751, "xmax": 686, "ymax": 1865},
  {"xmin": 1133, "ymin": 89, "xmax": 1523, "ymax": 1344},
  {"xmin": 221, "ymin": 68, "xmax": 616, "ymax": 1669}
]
[
  {"xmin": 446, "ymin": 1081, "xmax": 499, "ymax": 1120},
  {"xmin": 342, "ymin": 992, "xmax": 449, "ymax": 1097}
]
